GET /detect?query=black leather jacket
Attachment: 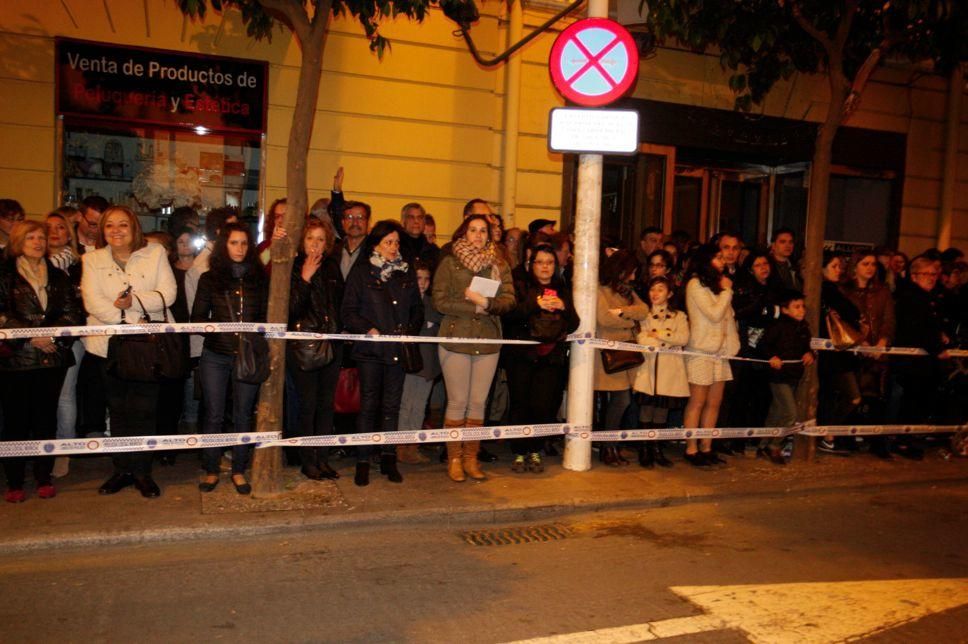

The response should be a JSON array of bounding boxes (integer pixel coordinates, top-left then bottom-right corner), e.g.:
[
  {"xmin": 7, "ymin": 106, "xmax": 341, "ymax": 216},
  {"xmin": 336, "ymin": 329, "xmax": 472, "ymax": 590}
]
[
  {"xmin": 0, "ymin": 258, "xmax": 84, "ymax": 371},
  {"xmin": 341, "ymin": 258, "xmax": 422, "ymax": 364},
  {"xmin": 191, "ymin": 265, "xmax": 268, "ymax": 356},
  {"xmin": 289, "ymin": 254, "xmax": 343, "ymax": 333}
]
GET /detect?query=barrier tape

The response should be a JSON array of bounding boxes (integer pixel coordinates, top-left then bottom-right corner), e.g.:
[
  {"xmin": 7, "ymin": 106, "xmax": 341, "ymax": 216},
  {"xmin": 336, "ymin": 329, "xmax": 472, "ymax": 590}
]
[
  {"xmin": 0, "ymin": 322, "xmax": 286, "ymax": 340},
  {"xmin": 567, "ymin": 333, "xmax": 801, "ymax": 364},
  {"xmin": 259, "ymin": 422, "xmax": 578, "ymax": 448},
  {"xmin": 265, "ymin": 331, "xmax": 537, "ymax": 345},
  {"xmin": 592, "ymin": 423, "xmax": 965, "ymax": 442},
  {"xmin": 0, "ymin": 432, "xmax": 282, "ymax": 458}
]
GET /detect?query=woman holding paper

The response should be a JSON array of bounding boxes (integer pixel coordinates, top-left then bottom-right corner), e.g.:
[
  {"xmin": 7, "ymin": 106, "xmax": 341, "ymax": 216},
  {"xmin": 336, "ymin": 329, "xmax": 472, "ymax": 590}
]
[{"xmin": 433, "ymin": 214, "xmax": 516, "ymax": 482}]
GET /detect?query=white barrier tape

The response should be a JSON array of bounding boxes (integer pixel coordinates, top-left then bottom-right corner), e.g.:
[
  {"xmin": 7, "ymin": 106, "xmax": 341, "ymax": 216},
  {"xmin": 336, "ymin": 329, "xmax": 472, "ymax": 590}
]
[
  {"xmin": 809, "ymin": 338, "xmax": 929, "ymax": 355},
  {"xmin": 567, "ymin": 333, "xmax": 799, "ymax": 364},
  {"xmin": 593, "ymin": 423, "xmax": 965, "ymax": 441},
  {"xmin": 265, "ymin": 331, "xmax": 538, "ymax": 345},
  {"xmin": 800, "ymin": 424, "xmax": 966, "ymax": 437},
  {"xmin": 259, "ymin": 422, "xmax": 582, "ymax": 448},
  {"xmin": 0, "ymin": 322, "xmax": 287, "ymax": 340},
  {"xmin": 0, "ymin": 432, "xmax": 282, "ymax": 458}
]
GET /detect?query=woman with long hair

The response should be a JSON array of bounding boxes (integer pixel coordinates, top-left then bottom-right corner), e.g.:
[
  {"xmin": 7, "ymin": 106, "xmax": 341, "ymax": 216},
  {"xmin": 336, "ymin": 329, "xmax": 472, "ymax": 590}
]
[
  {"xmin": 0, "ymin": 221, "xmax": 84, "ymax": 502},
  {"xmin": 682, "ymin": 243, "xmax": 739, "ymax": 467},
  {"xmin": 504, "ymin": 243, "xmax": 579, "ymax": 473},
  {"xmin": 342, "ymin": 220, "xmax": 423, "ymax": 486},
  {"xmin": 594, "ymin": 249, "xmax": 649, "ymax": 466},
  {"xmin": 288, "ymin": 217, "xmax": 343, "ymax": 480},
  {"xmin": 191, "ymin": 223, "xmax": 268, "ymax": 494},
  {"xmin": 433, "ymin": 214, "xmax": 516, "ymax": 482},
  {"xmin": 81, "ymin": 206, "xmax": 176, "ymax": 497}
]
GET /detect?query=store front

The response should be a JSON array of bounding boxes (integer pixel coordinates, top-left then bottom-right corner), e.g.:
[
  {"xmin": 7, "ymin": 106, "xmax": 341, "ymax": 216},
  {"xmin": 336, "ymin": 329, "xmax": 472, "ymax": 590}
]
[
  {"xmin": 55, "ymin": 38, "xmax": 267, "ymax": 231},
  {"xmin": 561, "ymin": 98, "xmax": 906, "ymax": 252}
]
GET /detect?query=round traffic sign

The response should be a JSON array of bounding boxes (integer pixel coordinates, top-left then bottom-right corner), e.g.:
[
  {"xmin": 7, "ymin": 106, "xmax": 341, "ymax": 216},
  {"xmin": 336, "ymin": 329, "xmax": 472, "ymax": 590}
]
[{"xmin": 549, "ymin": 18, "xmax": 639, "ymax": 107}]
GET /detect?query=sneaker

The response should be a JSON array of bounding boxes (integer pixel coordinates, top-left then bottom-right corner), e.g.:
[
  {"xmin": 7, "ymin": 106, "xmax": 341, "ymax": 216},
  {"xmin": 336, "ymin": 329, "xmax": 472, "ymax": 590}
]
[
  {"xmin": 4, "ymin": 489, "xmax": 26, "ymax": 503},
  {"xmin": 817, "ymin": 439, "xmax": 850, "ymax": 456},
  {"xmin": 527, "ymin": 453, "xmax": 544, "ymax": 473},
  {"xmin": 37, "ymin": 484, "xmax": 56, "ymax": 499},
  {"xmin": 511, "ymin": 455, "xmax": 526, "ymax": 473}
]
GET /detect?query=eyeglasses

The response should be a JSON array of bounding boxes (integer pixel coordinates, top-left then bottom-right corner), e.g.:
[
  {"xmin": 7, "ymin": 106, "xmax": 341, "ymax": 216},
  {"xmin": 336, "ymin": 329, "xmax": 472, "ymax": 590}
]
[{"xmin": 344, "ymin": 214, "xmax": 367, "ymax": 221}]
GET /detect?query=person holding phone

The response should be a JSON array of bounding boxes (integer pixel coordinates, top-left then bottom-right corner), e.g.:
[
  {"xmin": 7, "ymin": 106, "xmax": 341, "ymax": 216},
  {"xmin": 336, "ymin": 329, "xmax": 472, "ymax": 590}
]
[
  {"xmin": 80, "ymin": 206, "xmax": 176, "ymax": 498},
  {"xmin": 433, "ymin": 214, "xmax": 516, "ymax": 482},
  {"xmin": 503, "ymin": 243, "xmax": 579, "ymax": 473}
]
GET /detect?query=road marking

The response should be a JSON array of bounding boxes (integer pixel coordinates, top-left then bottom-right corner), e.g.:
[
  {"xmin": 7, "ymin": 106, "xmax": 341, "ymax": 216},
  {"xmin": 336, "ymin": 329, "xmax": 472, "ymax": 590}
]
[{"xmin": 505, "ymin": 578, "xmax": 968, "ymax": 643}]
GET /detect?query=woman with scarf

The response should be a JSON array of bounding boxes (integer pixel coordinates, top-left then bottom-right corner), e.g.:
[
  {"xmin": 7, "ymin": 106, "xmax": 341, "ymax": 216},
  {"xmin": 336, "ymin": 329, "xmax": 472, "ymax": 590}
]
[
  {"xmin": 342, "ymin": 220, "xmax": 423, "ymax": 487},
  {"xmin": 0, "ymin": 221, "xmax": 84, "ymax": 502},
  {"xmin": 433, "ymin": 214, "xmax": 516, "ymax": 482}
]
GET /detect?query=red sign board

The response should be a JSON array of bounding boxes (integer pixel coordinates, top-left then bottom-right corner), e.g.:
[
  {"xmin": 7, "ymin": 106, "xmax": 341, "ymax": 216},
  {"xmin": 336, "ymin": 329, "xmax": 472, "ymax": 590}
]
[{"xmin": 549, "ymin": 18, "xmax": 639, "ymax": 107}]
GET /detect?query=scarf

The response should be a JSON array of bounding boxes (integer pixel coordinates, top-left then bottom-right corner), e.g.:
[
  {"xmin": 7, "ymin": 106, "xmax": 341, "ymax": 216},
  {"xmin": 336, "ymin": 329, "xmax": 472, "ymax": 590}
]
[
  {"xmin": 17, "ymin": 256, "xmax": 49, "ymax": 311},
  {"xmin": 452, "ymin": 238, "xmax": 496, "ymax": 274},
  {"xmin": 370, "ymin": 251, "xmax": 409, "ymax": 282},
  {"xmin": 49, "ymin": 246, "xmax": 78, "ymax": 274}
]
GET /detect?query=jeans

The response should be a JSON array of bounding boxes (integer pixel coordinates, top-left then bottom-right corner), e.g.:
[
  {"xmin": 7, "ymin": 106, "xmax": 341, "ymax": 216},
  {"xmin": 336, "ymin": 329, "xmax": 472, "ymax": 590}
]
[
  {"xmin": 198, "ymin": 350, "xmax": 260, "ymax": 474},
  {"xmin": 438, "ymin": 348, "xmax": 500, "ymax": 422},
  {"xmin": 102, "ymin": 364, "xmax": 160, "ymax": 477},
  {"xmin": 356, "ymin": 360, "xmax": 405, "ymax": 461},
  {"xmin": 763, "ymin": 382, "xmax": 797, "ymax": 450},
  {"xmin": 289, "ymin": 357, "xmax": 341, "ymax": 460},
  {"xmin": 601, "ymin": 389, "xmax": 631, "ymax": 430},
  {"xmin": 506, "ymin": 356, "xmax": 566, "ymax": 455},
  {"xmin": 398, "ymin": 374, "xmax": 434, "ymax": 432},
  {"xmin": 56, "ymin": 341, "xmax": 84, "ymax": 440},
  {"xmin": 1, "ymin": 369, "xmax": 66, "ymax": 490}
]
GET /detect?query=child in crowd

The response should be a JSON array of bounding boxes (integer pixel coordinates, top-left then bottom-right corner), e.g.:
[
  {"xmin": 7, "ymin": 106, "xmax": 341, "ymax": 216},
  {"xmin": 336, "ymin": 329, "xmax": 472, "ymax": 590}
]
[
  {"xmin": 632, "ymin": 276, "xmax": 689, "ymax": 468},
  {"xmin": 758, "ymin": 289, "xmax": 814, "ymax": 465}
]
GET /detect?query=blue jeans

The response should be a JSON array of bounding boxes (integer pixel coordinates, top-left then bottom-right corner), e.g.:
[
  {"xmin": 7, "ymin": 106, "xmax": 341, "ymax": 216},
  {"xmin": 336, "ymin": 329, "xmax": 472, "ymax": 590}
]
[
  {"xmin": 356, "ymin": 360, "xmax": 405, "ymax": 461},
  {"xmin": 198, "ymin": 350, "xmax": 260, "ymax": 474}
]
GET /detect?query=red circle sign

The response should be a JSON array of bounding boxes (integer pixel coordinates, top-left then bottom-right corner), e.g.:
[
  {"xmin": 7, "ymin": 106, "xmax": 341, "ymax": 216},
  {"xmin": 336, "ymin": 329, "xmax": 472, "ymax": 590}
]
[{"xmin": 549, "ymin": 18, "xmax": 639, "ymax": 107}]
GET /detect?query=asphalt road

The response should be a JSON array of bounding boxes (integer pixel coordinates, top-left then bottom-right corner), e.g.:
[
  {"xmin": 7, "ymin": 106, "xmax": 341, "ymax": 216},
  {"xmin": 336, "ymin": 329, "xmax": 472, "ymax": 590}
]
[{"xmin": 2, "ymin": 481, "xmax": 966, "ymax": 643}]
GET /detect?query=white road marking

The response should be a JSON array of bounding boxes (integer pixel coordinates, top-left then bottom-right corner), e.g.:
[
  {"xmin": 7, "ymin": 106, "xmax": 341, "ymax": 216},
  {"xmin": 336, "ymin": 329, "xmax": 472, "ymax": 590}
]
[{"xmin": 505, "ymin": 578, "xmax": 968, "ymax": 644}]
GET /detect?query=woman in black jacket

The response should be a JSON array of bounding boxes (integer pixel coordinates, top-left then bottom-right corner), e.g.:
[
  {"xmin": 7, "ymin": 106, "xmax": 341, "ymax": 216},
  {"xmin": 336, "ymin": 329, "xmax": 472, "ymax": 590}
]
[
  {"xmin": 341, "ymin": 220, "xmax": 422, "ymax": 487},
  {"xmin": 504, "ymin": 244, "xmax": 579, "ymax": 473},
  {"xmin": 0, "ymin": 221, "xmax": 84, "ymax": 502},
  {"xmin": 288, "ymin": 217, "xmax": 343, "ymax": 481},
  {"xmin": 191, "ymin": 223, "xmax": 268, "ymax": 495}
]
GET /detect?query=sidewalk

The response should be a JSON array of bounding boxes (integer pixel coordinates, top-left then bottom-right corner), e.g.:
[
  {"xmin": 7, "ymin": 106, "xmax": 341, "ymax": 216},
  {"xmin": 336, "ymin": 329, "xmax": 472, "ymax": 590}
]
[{"xmin": 1, "ymin": 444, "xmax": 965, "ymax": 553}]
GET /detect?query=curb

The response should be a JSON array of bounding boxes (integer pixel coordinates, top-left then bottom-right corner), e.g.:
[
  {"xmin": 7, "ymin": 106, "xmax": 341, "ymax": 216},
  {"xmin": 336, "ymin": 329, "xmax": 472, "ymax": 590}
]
[{"xmin": 4, "ymin": 475, "xmax": 965, "ymax": 554}]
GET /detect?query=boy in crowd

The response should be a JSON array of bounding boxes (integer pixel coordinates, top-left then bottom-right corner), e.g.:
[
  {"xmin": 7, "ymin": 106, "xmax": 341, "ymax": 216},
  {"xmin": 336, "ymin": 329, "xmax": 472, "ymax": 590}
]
[{"xmin": 758, "ymin": 289, "xmax": 814, "ymax": 465}]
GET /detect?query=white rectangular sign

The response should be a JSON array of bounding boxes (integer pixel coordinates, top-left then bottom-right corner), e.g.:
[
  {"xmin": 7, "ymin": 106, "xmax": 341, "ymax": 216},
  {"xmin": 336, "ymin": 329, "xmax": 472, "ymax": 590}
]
[{"xmin": 548, "ymin": 108, "xmax": 639, "ymax": 155}]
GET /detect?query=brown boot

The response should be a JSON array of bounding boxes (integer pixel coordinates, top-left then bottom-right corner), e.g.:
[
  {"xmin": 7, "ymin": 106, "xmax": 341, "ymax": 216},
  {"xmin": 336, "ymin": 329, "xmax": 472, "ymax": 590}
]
[
  {"xmin": 397, "ymin": 444, "xmax": 428, "ymax": 465},
  {"xmin": 444, "ymin": 418, "xmax": 466, "ymax": 482},
  {"xmin": 462, "ymin": 418, "xmax": 487, "ymax": 480}
]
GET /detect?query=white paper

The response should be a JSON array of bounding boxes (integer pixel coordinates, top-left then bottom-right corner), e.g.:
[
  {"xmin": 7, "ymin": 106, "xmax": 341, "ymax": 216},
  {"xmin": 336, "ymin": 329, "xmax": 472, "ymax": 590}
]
[{"xmin": 469, "ymin": 276, "xmax": 500, "ymax": 298}]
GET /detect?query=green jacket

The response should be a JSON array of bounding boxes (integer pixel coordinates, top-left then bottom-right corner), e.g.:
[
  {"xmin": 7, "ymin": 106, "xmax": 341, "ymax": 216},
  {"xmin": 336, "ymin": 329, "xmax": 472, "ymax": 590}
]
[{"xmin": 432, "ymin": 253, "xmax": 516, "ymax": 354}]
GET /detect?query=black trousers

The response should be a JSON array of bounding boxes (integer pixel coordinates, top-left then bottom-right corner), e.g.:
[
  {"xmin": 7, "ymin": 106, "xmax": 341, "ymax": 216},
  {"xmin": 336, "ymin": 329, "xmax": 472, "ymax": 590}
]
[
  {"xmin": 288, "ymin": 357, "xmax": 341, "ymax": 463},
  {"xmin": 356, "ymin": 360, "xmax": 405, "ymax": 461},
  {"xmin": 102, "ymin": 364, "xmax": 160, "ymax": 477},
  {"xmin": 0, "ymin": 368, "xmax": 66, "ymax": 490},
  {"xmin": 76, "ymin": 353, "xmax": 108, "ymax": 436},
  {"xmin": 506, "ymin": 355, "xmax": 567, "ymax": 456}
]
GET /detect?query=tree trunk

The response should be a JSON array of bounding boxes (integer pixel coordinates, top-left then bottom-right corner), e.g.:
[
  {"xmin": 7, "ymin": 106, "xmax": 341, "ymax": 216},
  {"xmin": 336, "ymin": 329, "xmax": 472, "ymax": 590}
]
[
  {"xmin": 794, "ymin": 81, "xmax": 848, "ymax": 462},
  {"xmin": 251, "ymin": 25, "xmax": 328, "ymax": 497}
]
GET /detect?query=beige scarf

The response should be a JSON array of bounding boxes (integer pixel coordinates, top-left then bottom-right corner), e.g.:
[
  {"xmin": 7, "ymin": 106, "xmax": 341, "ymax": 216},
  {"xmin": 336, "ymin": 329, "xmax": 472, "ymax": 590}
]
[
  {"xmin": 452, "ymin": 238, "xmax": 496, "ymax": 274},
  {"xmin": 17, "ymin": 256, "xmax": 48, "ymax": 311}
]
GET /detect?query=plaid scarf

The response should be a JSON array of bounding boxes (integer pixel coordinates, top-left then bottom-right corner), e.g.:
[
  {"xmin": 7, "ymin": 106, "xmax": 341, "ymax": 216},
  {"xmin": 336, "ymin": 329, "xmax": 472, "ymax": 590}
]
[
  {"xmin": 369, "ymin": 251, "xmax": 409, "ymax": 282},
  {"xmin": 452, "ymin": 238, "xmax": 495, "ymax": 274}
]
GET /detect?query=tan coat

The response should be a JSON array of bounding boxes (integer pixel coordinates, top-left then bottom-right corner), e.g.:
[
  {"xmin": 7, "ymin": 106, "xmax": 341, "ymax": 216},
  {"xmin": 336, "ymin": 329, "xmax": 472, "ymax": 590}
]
[
  {"xmin": 593, "ymin": 285, "xmax": 649, "ymax": 391},
  {"xmin": 632, "ymin": 305, "xmax": 690, "ymax": 397},
  {"xmin": 433, "ymin": 253, "xmax": 516, "ymax": 355}
]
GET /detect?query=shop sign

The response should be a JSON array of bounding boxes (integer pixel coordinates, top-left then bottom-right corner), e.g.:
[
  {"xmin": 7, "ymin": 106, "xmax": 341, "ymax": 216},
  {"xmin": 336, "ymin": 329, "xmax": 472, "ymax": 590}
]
[
  {"xmin": 56, "ymin": 38, "xmax": 267, "ymax": 134},
  {"xmin": 548, "ymin": 108, "xmax": 639, "ymax": 155}
]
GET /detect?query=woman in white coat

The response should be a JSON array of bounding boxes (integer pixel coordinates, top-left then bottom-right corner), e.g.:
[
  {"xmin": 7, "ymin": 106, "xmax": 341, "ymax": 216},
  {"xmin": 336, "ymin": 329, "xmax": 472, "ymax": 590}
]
[
  {"xmin": 683, "ymin": 244, "xmax": 739, "ymax": 467},
  {"xmin": 633, "ymin": 276, "xmax": 689, "ymax": 468},
  {"xmin": 80, "ymin": 206, "xmax": 176, "ymax": 498}
]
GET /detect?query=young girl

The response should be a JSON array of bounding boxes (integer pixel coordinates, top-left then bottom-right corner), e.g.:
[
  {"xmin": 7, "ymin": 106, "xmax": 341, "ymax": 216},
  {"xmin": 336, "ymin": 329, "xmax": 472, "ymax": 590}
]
[{"xmin": 632, "ymin": 276, "xmax": 689, "ymax": 468}]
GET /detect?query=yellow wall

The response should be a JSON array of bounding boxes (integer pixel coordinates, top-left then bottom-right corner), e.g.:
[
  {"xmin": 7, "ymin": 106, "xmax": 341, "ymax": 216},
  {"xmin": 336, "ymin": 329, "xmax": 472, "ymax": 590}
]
[{"xmin": 0, "ymin": 0, "xmax": 964, "ymax": 253}]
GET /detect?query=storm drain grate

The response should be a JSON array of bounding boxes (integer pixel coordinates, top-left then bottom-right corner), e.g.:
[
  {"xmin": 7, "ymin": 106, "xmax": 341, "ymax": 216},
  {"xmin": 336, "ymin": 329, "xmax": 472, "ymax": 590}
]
[{"xmin": 460, "ymin": 524, "xmax": 573, "ymax": 546}]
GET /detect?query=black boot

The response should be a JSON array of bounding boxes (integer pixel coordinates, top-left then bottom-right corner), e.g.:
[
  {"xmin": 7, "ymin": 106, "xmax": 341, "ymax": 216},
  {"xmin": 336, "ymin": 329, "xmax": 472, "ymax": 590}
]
[
  {"xmin": 638, "ymin": 443, "xmax": 655, "ymax": 469},
  {"xmin": 601, "ymin": 446, "xmax": 620, "ymax": 467},
  {"xmin": 354, "ymin": 462, "xmax": 370, "ymax": 487},
  {"xmin": 654, "ymin": 442, "xmax": 673, "ymax": 468},
  {"xmin": 300, "ymin": 447, "xmax": 324, "ymax": 480},
  {"xmin": 380, "ymin": 453, "xmax": 403, "ymax": 483}
]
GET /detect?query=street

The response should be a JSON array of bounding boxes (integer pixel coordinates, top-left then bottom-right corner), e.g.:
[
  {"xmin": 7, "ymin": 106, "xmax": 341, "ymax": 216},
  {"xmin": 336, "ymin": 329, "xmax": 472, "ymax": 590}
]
[{"xmin": 1, "ymin": 480, "xmax": 965, "ymax": 643}]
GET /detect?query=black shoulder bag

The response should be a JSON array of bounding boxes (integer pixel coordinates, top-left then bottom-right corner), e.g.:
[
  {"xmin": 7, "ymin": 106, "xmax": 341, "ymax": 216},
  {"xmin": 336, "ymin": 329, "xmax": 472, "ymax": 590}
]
[{"xmin": 107, "ymin": 292, "xmax": 189, "ymax": 382}]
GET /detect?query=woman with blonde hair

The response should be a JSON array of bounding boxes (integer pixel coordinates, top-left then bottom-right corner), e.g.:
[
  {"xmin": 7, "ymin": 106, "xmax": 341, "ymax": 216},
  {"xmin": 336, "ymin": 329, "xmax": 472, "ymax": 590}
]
[{"xmin": 81, "ymin": 206, "xmax": 176, "ymax": 498}]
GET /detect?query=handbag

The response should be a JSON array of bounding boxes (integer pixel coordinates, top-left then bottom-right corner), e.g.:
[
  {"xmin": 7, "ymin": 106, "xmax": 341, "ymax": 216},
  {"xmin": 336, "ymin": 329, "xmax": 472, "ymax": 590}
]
[
  {"xmin": 826, "ymin": 309, "xmax": 864, "ymax": 350},
  {"xmin": 288, "ymin": 321, "xmax": 334, "ymax": 372},
  {"xmin": 334, "ymin": 367, "xmax": 361, "ymax": 414},
  {"xmin": 107, "ymin": 293, "xmax": 188, "ymax": 382},
  {"xmin": 398, "ymin": 341, "xmax": 423, "ymax": 374},
  {"xmin": 601, "ymin": 349, "xmax": 645, "ymax": 374},
  {"xmin": 225, "ymin": 293, "xmax": 270, "ymax": 384}
]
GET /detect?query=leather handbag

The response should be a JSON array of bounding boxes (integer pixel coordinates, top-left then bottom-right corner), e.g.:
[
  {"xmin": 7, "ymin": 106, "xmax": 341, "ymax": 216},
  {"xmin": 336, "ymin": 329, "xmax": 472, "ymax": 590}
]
[
  {"xmin": 225, "ymin": 293, "xmax": 270, "ymax": 384},
  {"xmin": 601, "ymin": 348, "xmax": 645, "ymax": 374},
  {"xmin": 287, "ymin": 319, "xmax": 334, "ymax": 372},
  {"xmin": 826, "ymin": 309, "xmax": 864, "ymax": 350},
  {"xmin": 334, "ymin": 367, "xmax": 361, "ymax": 414},
  {"xmin": 107, "ymin": 293, "xmax": 188, "ymax": 382},
  {"xmin": 398, "ymin": 341, "xmax": 423, "ymax": 374}
]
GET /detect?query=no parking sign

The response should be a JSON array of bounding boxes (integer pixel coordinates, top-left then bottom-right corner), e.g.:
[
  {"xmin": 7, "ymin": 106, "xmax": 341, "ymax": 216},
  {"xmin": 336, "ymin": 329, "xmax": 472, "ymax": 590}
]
[{"xmin": 549, "ymin": 18, "xmax": 639, "ymax": 107}]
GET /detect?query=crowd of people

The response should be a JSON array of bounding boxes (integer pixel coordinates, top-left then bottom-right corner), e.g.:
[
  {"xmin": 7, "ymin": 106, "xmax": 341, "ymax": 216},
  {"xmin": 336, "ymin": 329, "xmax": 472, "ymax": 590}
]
[{"xmin": 0, "ymin": 184, "xmax": 965, "ymax": 503}]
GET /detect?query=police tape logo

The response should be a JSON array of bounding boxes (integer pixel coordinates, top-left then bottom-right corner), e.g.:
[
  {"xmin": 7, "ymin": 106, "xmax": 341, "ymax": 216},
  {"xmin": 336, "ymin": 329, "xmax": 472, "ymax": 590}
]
[
  {"xmin": 712, "ymin": 429, "xmax": 721, "ymax": 438},
  {"xmin": 0, "ymin": 331, "xmax": 7, "ymax": 340},
  {"xmin": 523, "ymin": 426, "xmax": 532, "ymax": 436},
  {"xmin": 241, "ymin": 435, "xmax": 251, "ymax": 443},
  {"xmin": 580, "ymin": 432, "xmax": 589, "ymax": 439},
  {"xmin": 746, "ymin": 429, "xmax": 755, "ymax": 437},
  {"xmin": 87, "ymin": 440, "xmax": 100, "ymax": 451},
  {"xmin": 372, "ymin": 434, "xmax": 382, "ymax": 442},
  {"xmin": 449, "ymin": 430, "xmax": 460, "ymax": 440},
  {"xmin": 186, "ymin": 437, "xmax": 198, "ymax": 447},
  {"xmin": 418, "ymin": 432, "xmax": 427, "ymax": 441},
  {"xmin": 648, "ymin": 430, "xmax": 657, "ymax": 439},
  {"xmin": 205, "ymin": 324, "xmax": 217, "ymax": 333},
  {"xmin": 620, "ymin": 431, "xmax": 628, "ymax": 440},
  {"xmin": 146, "ymin": 439, "xmax": 157, "ymax": 449},
  {"xmin": 492, "ymin": 429, "xmax": 502, "ymax": 438},
  {"xmin": 772, "ymin": 428, "xmax": 780, "ymax": 436},
  {"xmin": 685, "ymin": 430, "xmax": 693, "ymax": 438},
  {"xmin": 43, "ymin": 443, "xmax": 56, "ymax": 453}
]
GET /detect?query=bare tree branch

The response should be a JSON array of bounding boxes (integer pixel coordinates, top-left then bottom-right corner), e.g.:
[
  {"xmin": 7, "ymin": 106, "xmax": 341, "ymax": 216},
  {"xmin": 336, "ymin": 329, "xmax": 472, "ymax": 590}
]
[
  {"xmin": 842, "ymin": 38, "xmax": 889, "ymax": 119},
  {"xmin": 258, "ymin": 0, "xmax": 311, "ymax": 42},
  {"xmin": 834, "ymin": 0, "xmax": 859, "ymax": 49}
]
